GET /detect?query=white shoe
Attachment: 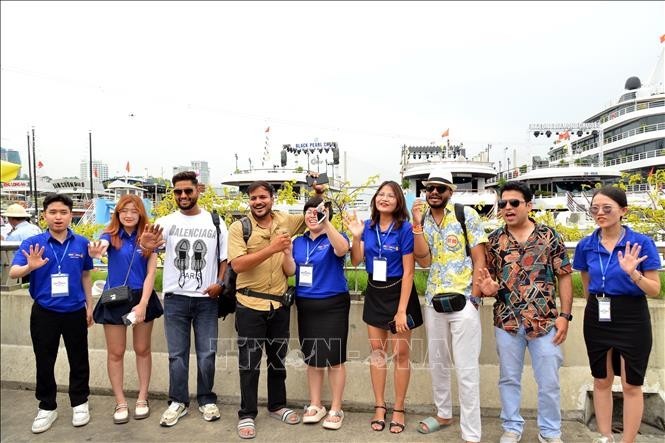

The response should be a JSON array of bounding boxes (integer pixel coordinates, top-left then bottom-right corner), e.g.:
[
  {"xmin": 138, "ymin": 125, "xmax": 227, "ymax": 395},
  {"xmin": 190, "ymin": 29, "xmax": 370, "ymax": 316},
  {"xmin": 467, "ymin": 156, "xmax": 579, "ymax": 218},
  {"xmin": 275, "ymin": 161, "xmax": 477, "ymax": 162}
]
[
  {"xmin": 302, "ymin": 404, "xmax": 327, "ymax": 424},
  {"xmin": 592, "ymin": 435, "xmax": 615, "ymax": 443},
  {"xmin": 198, "ymin": 403, "xmax": 220, "ymax": 422},
  {"xmin": 160, "ymin": 402, "xmax": 188, "ymax": 427},
  {"xmin": 538, "ymin": 433, "xmax": 563, "ymax": 443},
  {"xmin": 72, "ymin": 402, "xmax": 90, "ymax": 427},
  {"xmin": 500, "ymin": 430, "xmax": 522, "ymax": 443},
  {"xmin": 32, "ymin": 409, "xmax": 57, "ymax": 433}
]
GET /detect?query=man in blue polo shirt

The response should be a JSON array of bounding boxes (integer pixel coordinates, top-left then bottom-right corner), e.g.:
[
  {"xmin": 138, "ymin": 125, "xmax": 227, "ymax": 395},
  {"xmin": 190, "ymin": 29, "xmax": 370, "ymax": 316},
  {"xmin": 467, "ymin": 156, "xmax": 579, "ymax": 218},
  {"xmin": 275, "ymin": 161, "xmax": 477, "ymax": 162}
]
[{"xmin": 10, "ymin": 193, "xmax": 94, "ymax": 434}]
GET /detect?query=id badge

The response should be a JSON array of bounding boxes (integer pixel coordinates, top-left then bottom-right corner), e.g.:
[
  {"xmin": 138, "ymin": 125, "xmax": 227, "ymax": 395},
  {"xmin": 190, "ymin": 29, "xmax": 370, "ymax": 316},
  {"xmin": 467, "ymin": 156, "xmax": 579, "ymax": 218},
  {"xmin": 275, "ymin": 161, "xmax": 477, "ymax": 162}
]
[
  {"xmin": 51, "ymin": 273, "xmax": 69, "ymax": 297},
  {"xmin": 598, "ymin": 296, "xmax": 611, "ymax": 322},
  {"xmin": 373, "ymin": 257, "xmax": 388, "ymax": 282},
  {"xmin": 299, "ymin": 264, "xmax": 313, "ymax": 287}
]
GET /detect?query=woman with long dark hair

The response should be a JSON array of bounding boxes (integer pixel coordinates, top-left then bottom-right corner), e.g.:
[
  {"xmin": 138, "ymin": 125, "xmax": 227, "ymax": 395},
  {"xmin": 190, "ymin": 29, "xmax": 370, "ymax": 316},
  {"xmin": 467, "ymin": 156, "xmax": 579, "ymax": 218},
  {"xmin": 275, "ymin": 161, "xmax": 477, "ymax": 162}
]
[
  {"xmin": 573, "ymin": 186, "xmax": 661, "ymax": 443},
  {"xmin": 89, "ymin": 194, "xmax": 163, "ymax": 424},
  {"xmin": 345, "ymin": 180, "xmax": 423, "ymax": 434}
]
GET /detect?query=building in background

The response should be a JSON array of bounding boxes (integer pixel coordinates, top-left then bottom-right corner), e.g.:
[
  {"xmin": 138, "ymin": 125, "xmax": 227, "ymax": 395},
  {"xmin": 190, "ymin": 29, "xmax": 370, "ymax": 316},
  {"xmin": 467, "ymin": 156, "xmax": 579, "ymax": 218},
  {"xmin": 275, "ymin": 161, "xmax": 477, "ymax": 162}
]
[
  {"xmin": 173, "ymin": 160, "xmax": 210, "ymax": 184},
  {"xmin": 1, "ymin": 147, "xmax": 23, "ymax": 177},
  {"xmin": 80, "ymin": 160, "xmax": 109, "ymax": 182}
]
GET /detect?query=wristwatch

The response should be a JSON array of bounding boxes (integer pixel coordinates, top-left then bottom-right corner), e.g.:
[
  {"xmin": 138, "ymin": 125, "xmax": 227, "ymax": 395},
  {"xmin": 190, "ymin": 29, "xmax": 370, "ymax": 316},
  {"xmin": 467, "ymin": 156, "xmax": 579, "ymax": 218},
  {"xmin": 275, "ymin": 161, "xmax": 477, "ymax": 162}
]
[{"xmin": 559, "ymin": 312, "xmax": 573, "ymax": 321}]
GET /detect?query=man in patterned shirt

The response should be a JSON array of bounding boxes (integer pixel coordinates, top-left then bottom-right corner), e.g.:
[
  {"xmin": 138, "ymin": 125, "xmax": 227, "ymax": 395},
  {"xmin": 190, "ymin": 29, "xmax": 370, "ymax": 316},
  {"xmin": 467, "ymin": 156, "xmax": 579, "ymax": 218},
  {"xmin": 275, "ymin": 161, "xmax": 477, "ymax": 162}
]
[
  {"xmin": 411, "ymin": 168, "xmax": 487, "ymax": 443},
  {"xmin": 478, "ymin": 181, "xmax": 572, "ymax": 443}
]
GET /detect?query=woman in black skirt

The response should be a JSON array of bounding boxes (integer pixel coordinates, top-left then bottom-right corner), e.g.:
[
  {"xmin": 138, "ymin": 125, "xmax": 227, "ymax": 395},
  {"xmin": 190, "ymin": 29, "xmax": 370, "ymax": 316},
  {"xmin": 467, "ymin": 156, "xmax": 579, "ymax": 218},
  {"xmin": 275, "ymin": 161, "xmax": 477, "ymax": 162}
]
[
  {"xmin": 573, "ymin": 186, "xmax": 661, "ymax": 443},
  {"xmin": 88, "ymin": 194, "xmax": 163, "ymax": 424},
  {"xmin": 283, "ymin": 196, "xmax": 350, "ymax": 430},
  {"xmin": 345, "ymin": 181, "xmax": 423, "ymax": 434}
]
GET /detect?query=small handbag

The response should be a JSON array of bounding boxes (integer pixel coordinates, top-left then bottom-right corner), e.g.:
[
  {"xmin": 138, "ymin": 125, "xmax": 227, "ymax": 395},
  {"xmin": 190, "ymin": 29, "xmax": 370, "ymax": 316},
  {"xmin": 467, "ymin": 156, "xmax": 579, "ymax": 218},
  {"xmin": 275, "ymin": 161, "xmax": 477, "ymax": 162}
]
[
  {"xmin": 431, "ymin": 292, "xmax": 467, "ymax": 313},
  {"xmin": 99, "ymin": 244, "xmax": 136, "ymax": 307}
]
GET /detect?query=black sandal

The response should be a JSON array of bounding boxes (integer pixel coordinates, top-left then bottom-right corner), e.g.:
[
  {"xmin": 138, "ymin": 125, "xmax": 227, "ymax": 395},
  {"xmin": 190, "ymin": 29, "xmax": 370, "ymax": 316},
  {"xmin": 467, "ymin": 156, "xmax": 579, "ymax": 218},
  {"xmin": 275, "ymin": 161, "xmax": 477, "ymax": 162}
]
[
  {"xmin": 370, "ymin": 405, "xmax": 387, "ymax": 431},
  {"xmin": 389, "ymin": 409, "xmax": 406, "ymax": 434}
]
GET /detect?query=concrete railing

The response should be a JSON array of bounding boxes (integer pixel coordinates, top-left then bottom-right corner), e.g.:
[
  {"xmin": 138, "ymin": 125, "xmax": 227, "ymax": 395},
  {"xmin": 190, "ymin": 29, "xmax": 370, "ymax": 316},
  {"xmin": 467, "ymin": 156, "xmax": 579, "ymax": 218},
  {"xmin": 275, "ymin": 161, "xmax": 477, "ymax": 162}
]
[{"xmin": 2, "ymin": 288, "xmax": 664, "ymax": 419}]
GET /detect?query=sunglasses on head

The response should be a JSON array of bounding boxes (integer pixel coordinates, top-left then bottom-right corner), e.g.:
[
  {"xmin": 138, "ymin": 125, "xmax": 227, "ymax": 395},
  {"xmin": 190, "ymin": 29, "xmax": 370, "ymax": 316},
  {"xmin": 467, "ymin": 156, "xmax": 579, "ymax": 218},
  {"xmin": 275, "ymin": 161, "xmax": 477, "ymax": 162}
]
[
  {"xmin": 589, "ymin": 205, "xmax": 615, "ymax": 215},
  {"xmin": 173, "ymin": 188, "xmax": 194, "ymax": 196},
  {"xmin": 497, "ymin": 199, "xmax": 526, "ymax": 209},
  {"xmin": 426, "ymin": 185, "xmax": 449, "ymax": 193}
]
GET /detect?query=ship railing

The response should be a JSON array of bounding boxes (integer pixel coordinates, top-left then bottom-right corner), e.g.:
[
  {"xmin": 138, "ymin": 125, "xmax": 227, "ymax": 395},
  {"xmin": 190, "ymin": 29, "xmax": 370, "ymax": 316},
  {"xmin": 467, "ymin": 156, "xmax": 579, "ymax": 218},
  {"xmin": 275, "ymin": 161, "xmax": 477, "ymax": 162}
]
[{"xmin": 603, "ymin": 148, "xmax": 665, "ymax": 167}]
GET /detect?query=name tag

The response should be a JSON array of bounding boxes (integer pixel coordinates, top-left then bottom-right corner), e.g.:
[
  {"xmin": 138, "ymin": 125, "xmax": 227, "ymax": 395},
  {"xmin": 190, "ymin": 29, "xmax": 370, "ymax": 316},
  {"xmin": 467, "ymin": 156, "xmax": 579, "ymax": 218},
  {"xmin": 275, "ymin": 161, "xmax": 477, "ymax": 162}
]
[
  {"xmin": 51, "ymin": 273, "xmax": 69, "ymax": 297},
  {"xmin": 299, "ymin": 264, "xmax": 313, "ymax": 287},
  {"xmin": 598, "ymin": 296, "xmax": 611, "ymax": 322},
  {"xmin": 373, "ymin": 257, "xmax": 387, "ymax": 282}
]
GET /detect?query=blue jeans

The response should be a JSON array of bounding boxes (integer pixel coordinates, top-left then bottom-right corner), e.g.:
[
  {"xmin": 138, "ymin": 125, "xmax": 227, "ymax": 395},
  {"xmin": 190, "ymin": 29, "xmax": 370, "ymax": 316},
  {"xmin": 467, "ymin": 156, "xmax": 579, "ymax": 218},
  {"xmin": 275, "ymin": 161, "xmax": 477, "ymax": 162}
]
[
  {"xmin": 164, "ymin": 293, "xmax": 218, "ymax": 406},
  {"xmin": 495, "ymin": 326, "xmax": 563, "ymax": 438}
]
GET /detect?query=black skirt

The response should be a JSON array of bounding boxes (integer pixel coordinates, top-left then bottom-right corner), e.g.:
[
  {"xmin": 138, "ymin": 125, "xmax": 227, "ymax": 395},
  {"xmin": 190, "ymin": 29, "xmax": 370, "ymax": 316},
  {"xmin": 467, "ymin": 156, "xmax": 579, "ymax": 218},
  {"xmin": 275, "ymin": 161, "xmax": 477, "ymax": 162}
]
[
  {"xmin": 296, "ymin": 293, "xmax": 351, "ymax": 367},
  {"xmin": 583, "ymin": 294, "xmax": 652, "ymax": 386},
  {"xmin": 93, "ymin": 288, "xmax": 164, "ymax": 325},
  {"xmin": 362, "ymin": 275, "xmax": 423, "ymax": 331}
]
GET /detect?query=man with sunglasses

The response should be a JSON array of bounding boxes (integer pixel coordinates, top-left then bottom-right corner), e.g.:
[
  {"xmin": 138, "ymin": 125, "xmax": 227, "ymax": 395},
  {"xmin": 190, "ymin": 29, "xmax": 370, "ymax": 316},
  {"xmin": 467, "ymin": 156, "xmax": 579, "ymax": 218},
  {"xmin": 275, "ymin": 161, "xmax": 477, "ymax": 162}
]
[
  {"xmin": 411, "ymin": 168, "xmax": 487, "ymax": 443},
  {"xmin": 140, "ymin": 171, "xmax": 228, "ymax": 427},
  {"xmin": 478, "ymin": 181, "xmax": 572, "ymax": 443}
]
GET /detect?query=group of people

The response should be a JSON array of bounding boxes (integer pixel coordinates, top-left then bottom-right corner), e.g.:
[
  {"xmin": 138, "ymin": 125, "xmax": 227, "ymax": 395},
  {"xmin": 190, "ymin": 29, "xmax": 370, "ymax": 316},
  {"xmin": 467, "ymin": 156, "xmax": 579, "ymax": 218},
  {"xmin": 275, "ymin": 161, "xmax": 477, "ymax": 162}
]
[{"xmin": 8, "ymin": 168, "xmax": 661, "ymax": 443}]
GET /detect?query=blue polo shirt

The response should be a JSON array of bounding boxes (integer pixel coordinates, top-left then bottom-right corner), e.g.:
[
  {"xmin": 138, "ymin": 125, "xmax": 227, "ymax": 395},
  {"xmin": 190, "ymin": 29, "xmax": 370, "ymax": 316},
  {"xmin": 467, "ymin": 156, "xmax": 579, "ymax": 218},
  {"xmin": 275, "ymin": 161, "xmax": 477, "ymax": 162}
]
[
  {"xmin": 13, "ymin": 229, "xmax": 94, "ymax": 313},
  {"xmin": 361, "ymin": 219, "xmax": 414, "ymax": 277},
  {"xmin": 573, "ymin": 226, "xmax": 661, "ymax": 297},
  {"xmin": 101, "ymin": 230, "xmax": 149, "ymax": 290},
  {"xmin": 293, "ymin": 232, "xmax": 349, "ymax": 299}
]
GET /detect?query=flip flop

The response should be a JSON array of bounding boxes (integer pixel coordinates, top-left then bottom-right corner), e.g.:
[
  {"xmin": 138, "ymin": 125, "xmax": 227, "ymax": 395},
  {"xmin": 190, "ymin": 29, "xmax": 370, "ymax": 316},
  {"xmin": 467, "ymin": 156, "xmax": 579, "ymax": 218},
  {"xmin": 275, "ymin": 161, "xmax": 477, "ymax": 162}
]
[
  {"xmin": 417, "ymin": 416, "xmax": 450, "ymax": 434},
  {"xmin": 269, "ymin": 407, "xmax": 301, "ymax": 425},
  {"xmin": 302, "ymin": 405, "xmax": 327, "ymax": 424},
  {"xmin": 237, "ymin": 418, "xmax": 256, "ymax": 439}
]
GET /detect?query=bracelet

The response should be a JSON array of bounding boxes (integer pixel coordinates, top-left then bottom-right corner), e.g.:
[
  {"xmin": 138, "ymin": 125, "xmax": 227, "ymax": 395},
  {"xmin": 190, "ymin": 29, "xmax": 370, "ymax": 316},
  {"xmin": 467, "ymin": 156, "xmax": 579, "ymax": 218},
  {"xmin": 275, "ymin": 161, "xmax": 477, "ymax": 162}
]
[
  {"xmin": 216, "ymin": 279, "xmax": 224, "ymax": 286},
  {"xmin": 412, "ymin": 230, "xmax": 424, "ymax": 235}
]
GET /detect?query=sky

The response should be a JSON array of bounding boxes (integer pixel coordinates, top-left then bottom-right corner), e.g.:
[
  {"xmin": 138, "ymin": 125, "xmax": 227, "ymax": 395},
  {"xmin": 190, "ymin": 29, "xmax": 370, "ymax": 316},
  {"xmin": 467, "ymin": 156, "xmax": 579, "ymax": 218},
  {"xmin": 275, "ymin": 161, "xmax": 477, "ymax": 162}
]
[{"xmin": 1, "ymin": 1, "xmax": 664, "ymax": 186}]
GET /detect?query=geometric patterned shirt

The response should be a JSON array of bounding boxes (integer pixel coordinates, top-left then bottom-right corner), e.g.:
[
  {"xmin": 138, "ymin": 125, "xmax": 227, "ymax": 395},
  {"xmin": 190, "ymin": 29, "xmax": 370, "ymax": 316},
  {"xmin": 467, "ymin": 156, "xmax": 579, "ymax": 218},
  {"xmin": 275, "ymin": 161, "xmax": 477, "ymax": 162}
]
[{"xmin": 486, "ymin": 220, "xmax": 572, "ymax": 338}]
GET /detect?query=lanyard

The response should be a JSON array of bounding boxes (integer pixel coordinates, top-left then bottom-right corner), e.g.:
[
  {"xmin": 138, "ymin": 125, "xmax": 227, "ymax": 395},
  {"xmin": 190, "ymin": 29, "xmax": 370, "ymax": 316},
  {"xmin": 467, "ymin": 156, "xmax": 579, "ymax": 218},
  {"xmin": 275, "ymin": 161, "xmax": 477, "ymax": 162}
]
[
  {"xmin": 49, "ymin": 237, "xmax": 71, "ymax": 274},
  {"xmin": 597, "ymin": 228, "xmax": 625, "ymax": 293},
  {"xmin": 375, "ymin": 222, "xmax": 394, "ymax": 258},
  {"xmin": 305, "ymin": 235, "xmax": 326, "ymax": 265}
]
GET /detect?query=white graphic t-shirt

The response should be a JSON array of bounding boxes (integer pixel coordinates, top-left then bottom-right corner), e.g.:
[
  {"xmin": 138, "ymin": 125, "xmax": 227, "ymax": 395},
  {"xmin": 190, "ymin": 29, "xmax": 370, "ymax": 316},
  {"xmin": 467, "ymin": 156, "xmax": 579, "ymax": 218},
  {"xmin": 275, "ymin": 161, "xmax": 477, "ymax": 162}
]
[{"xmin": 157, "ymin": 209, "xmax": 228, "ymax": 297}]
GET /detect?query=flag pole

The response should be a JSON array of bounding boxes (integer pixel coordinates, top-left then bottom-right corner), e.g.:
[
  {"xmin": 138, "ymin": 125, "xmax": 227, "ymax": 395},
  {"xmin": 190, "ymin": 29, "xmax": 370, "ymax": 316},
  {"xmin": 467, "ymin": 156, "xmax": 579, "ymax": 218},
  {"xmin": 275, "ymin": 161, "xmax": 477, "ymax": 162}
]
[
  {"xmin": 26, "ymin": 132, "xmax": 33, "ymax": 211},
  {"xmin": 31, "ymin": 127, "xmax": 38, "ymax": 217},
  {"xmin": 89, "ymin": 131, "xmax": 94, "ymax": 200}
]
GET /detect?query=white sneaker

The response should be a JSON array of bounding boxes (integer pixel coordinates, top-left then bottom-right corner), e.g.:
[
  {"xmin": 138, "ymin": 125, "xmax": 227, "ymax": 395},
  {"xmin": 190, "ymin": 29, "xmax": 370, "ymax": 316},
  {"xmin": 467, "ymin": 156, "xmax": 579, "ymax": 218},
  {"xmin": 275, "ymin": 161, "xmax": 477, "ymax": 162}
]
[
  {"xmin": 160, "ymin": 402, "xmax": 188, "ymax": 427},
  {"xmin": 538, "ymin": 433, "xmax": 563, "ymax": 443},
  {"xmin": 592, "ymin": 435, "xmax": 615, "ymax": 443},
  {"xmin": 32, "ymin": 409, "xmax": 57, "ymax": 433},
  {"xmin": 72, "ymin": 402, "xmax": 90, "ymax": 427},
  {"xmin": 500, "ymin": 430, "xmax": 522, "ymax": 443},
  {"xmin": 198, "ymin": 403, "xmax": 220, "ymax": 422}
]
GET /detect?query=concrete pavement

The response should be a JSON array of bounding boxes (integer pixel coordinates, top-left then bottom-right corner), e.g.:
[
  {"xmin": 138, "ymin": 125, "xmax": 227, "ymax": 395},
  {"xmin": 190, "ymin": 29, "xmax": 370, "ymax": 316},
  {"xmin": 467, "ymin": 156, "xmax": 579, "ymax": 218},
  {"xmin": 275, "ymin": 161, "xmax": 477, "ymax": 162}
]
[{"xmin": 1, "ymin": 386, "xmax": 662, "ymax": 443}]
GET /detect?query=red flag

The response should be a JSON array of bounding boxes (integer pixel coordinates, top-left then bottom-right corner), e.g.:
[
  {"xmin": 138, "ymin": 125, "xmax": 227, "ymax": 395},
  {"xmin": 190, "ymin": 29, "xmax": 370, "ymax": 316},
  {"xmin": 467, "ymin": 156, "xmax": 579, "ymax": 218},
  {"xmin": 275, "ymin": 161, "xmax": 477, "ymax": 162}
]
[
  {"xmin": 648, "ymin": 167, "xmax": 655, "ymax": 178},
  {"xmin": 125, "ymin": 161, "xmax": 130, "ymax": 173},
  {"xmin": 93, "ymin": 167, "xmax": 98, "ymax": 178},
  {"xmin": 37, "ymin": 160, "xmax": 44, "ymax": 168},
  {"xmin": 265, "ymin": 126, "xmax": 270, "ymax": 133},
  {"xmin": 660, "ymin": 34, "xmax": 665, "ymax": 44},
  {"xmin": 441, "ymin": 128, "xmax": 449, "ymax": 138},
  {"xmin": 558, "ymin": 131, "xmax": 570, "ymax": 140}
]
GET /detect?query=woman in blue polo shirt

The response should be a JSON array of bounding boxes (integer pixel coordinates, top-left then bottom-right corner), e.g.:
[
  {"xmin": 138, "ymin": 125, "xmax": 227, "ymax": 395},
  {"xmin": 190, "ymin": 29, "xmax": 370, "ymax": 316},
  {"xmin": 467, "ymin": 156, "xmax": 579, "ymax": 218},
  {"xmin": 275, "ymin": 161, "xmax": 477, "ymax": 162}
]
[
  {"xmin": 89, "ymin": 194, "xmax": 163, "ymax": 425},
  {"xmin": 573, "ymin": 186, "xmax": 661, "ymax": 443},
  {"xmin": 345, "ymin": 180, "xmax": 423, "ymax": 434},
  {"xmin": 283, "ymin": 196, "xmax": 350, "ymax": 430}
]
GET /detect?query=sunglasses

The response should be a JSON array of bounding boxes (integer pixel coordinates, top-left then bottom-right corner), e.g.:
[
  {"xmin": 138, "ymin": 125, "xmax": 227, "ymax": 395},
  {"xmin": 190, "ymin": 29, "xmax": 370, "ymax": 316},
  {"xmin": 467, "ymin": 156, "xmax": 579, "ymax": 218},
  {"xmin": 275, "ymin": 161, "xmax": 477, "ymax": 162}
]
[
  {"xmin": 426, "ymin": 185, "xmax": 449, "ymax": 193},
  {"xmin": 173, "ymin": 188, "xmax": 195, "ymax": 196},
  {"xmin": 589, "ymin": 205, "xmax": 615, "ymax": 215},
  {"xmin": 497, "ymin": 199, "xmax": 526, "ymax": 209}
]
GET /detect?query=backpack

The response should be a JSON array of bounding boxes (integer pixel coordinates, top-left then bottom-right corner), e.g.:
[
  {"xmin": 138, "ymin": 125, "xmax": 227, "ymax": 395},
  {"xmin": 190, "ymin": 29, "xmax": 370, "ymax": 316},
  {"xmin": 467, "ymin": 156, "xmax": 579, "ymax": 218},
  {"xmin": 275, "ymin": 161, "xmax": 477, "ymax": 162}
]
[
  {"xmin": 425, "ymin": 203, "xmax": 470, "ymax": 256},
  {"xmin": 212, "ymin": 212, "xmax": 251, "ymax": 319}
]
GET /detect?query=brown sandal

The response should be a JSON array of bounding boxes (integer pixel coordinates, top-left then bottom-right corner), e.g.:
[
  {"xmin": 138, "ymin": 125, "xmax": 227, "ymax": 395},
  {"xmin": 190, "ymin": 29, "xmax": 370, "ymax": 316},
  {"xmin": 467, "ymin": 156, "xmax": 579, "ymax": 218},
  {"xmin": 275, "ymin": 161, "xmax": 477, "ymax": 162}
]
[{"xmin": 370, "ymin": 404, "xmax": 386, "ymax": 431}]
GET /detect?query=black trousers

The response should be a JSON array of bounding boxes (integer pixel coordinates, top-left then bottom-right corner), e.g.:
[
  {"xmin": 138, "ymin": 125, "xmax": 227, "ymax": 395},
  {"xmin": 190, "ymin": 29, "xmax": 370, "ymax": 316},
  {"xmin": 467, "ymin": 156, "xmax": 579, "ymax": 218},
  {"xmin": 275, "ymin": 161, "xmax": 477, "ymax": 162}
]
[
  {"xmin": 235, "ymin": 303, "xmax": 290, "ymax": 420},
  {"xmin": 30, "ymin": 303, "xmax": 90, "ymax": 410}
]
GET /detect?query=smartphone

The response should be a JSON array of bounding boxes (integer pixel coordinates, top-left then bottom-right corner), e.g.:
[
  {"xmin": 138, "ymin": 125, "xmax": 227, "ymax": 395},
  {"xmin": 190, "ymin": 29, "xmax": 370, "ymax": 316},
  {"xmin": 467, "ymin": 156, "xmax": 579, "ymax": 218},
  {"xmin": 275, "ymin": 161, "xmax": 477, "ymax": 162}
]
[
  {"xmin": 315, "ymin": 202, "xmax": 327, "ymax": 224},
  {"xmin": 306, "ymin": 172, "xmax": 329, "ymax": 187},
  {"xmin": 121, "ymin": 311, "xmax": 136, "ymax": 326},
  {"xmin": 388, "ymin": 314, "xmax": 415, "ymax": 334}
]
